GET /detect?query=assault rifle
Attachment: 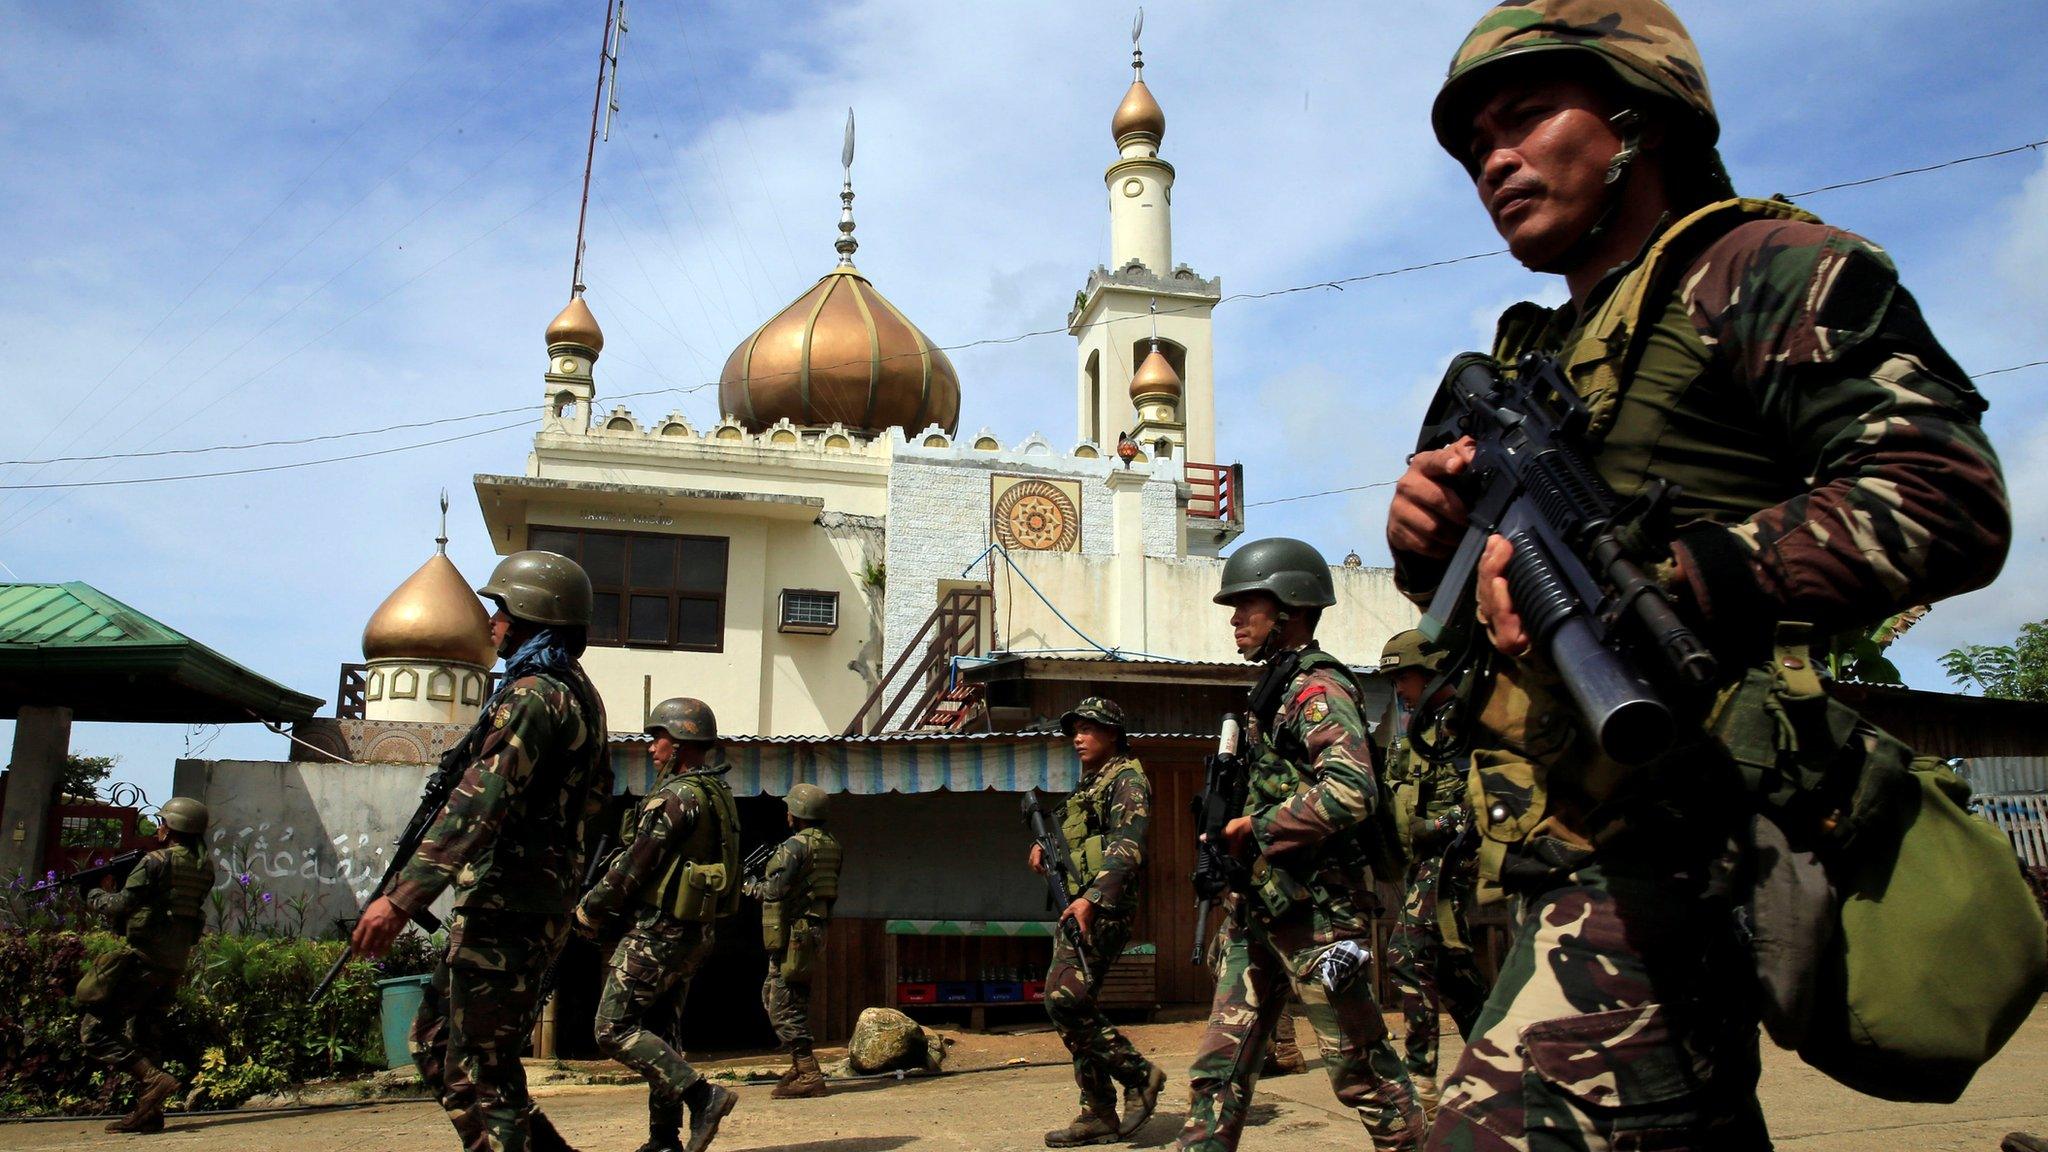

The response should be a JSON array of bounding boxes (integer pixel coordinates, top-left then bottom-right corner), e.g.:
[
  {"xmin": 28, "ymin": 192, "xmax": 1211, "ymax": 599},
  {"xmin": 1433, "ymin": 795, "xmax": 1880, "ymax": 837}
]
[
  {"xmin": 1189, "ymin": 715, "xmax": 1248, "ymax": 965},
  {"xmin": 1020, "ymin": 790, "xmax": 1090, "ymax": 982},
  {"xmin": 29, "ymin": 850, "xmax": 143, "ymax": 894},
  {"xmin": 741, "ymin": 842, "xmax": 776, "ymax": 886},
  {"xmin": 308, "ymin": 732, "xmax": 474, "ymax": 1004},
  {"xmin": 1414, "ymin": 351, "xmax": 1719, "ymax": 766}
]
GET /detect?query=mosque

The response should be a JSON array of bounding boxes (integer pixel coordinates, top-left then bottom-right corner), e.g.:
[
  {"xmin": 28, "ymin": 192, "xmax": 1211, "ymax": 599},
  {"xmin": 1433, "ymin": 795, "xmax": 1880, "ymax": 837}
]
[{"xmin": 190, "ymin": 31, "xmax": 1420, "ymax": 1049}]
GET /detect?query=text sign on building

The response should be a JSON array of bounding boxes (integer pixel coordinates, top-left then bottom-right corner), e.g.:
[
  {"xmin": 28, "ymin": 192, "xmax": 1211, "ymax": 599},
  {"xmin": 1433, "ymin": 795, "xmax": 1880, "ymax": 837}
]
[{"xmin": 990, "ymin": 475, "xmax": 1082, "ymax": 553}]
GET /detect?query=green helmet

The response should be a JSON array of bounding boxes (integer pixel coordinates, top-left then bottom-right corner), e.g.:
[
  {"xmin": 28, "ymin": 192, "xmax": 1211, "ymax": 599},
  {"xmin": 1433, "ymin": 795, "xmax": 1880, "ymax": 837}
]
[
  {"xmin": 159, "ymin": 796, "xmax": 209, "ymax": 835},
  {"xmin": 1059, "ymin": 696, "xmax": 1128, "ymax": 736},
  {"xmin": 1432, "ymin": 0, "xmax": 1719, "ymax": 166},
  {"xmin": 646, "ymin": 697, "xmax": 719, "ymax": 744},
  {"xmin": 1213, "ymin": 538, "xmax": 1336, "ymax": 609},
  {"xmin": 477, "ymin": 550, "xmax": 593, "ymax": 627},
  {"xmin": 786, "ymin": 782, "xmax": 829, "ymax": 821},
  {"xmin": 1380, "ymin": 629, "xmax": 1446, "ymax": 676}
]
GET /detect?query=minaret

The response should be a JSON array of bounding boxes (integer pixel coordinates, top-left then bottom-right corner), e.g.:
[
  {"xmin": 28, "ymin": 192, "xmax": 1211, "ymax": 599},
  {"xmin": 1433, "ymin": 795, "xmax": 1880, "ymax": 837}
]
[
  {"xmin": 1070, "ymin": 10, "xmax": 1221, "ymax": 473},
  {"xmin": 542, "ymin": 295, "xmax": 604, "ymax": 430},
  {"xmin": 1129, "ymin": 299, "xmax": 1185, "ymax": 459},
  {"xmin": 360, "ymin": 493, "xmax": 497, "ymax": 727}
]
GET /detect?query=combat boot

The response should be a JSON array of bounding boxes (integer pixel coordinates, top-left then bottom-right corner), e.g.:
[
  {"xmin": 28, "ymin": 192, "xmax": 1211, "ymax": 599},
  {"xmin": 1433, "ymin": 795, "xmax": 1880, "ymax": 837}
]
[
  {"xmin": 774, "ymin": 1052, "xmax": 801, "ymax": 1089},
  {"xmin": 630, "ymin": 1123, "xmax": 683, "ymax": 1152},
  {"xmin": 526, "ymin": 1108, "xmax": 582, "ymax": 1152},
  {"xmin": 1116, "ymin": 1063, "xmax": 1166, "ymax": 1138},
  {"xmin": 1262, "ymin": 1013, "xmax": 1307, "ymax": 1076},
  {"xmin": 2004, "ymin": 1136, "xmax": 2048, "ymax": 1152},
  {"xmin": 1411, "ymin": 1074, "xmax": 1440, "ymax": 1115},
  {"xmin": 772, "ymin": 1049, "xmax": 828, "ymax": 1099},
  {"xmin": 105, "ymin": 1062, "xmax": 178, "ymax": 1134},
  {"xmin": 1044, "ymin": 1099, "xmax": 1120, "ymax": 1148},
  {"xmin": 682, "ymin": 1082, "xmax": 736, "ymax": 1152}
]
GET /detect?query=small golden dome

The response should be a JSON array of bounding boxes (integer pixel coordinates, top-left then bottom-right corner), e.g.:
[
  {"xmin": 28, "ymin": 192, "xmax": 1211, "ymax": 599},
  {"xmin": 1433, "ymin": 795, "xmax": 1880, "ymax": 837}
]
[
  {"xmin": 719, "ymin": 267, "xmax": 961, "ymax": 435},
  {"xmin": 545, "ymin": 296, "xmax": 604, "ymax": 354},
  {"xmin": 362, "ymin": 553, "xmax": 495, "ymax": 669},
  {"xmin": 1112, "ymin": 78, "xmax": 1165, "ymax": 143},
  {"xmin": 1130, "ymin": 345, "xmax": 1182, "ymax": 401}
]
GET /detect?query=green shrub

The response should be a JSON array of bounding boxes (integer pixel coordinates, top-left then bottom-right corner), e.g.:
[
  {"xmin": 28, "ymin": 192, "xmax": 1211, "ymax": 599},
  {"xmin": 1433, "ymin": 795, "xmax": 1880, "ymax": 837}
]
[{"xmin": 0, "ymin": 929, "xmax": 396, "ymax": 1117}]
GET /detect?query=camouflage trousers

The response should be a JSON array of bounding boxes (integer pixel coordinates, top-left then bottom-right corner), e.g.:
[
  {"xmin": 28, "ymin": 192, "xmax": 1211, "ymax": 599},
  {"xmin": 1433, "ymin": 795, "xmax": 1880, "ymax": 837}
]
[
  {"xmin": 1178, "ymin": 905, "xmax": 1424, "ymax": 1152},
  {"xmin": 1426, "ymin": 853, "xmax": 1770, "ymax": 1151},
  {"xmin": 761, "ymin": 964, "xmax": 814, "ymax": 1051},
  {"xmin": 409, "ymin": 910, "xmax": 568, "ymax": 1152},
  {"xmin": 76, "ymin": 955, "xmax": 179, "ymax": 1072},
  {"xmin": 1386, "ymin": 855, "xmax": 1488, "ymax": 1080},
  {"xmin": 1045, "ymin": 911, "xmax": 1151, "ymax": 1111},
  {"xmin": 594, "ymin": 916, "xmax": 714, "ymax": 1130}
]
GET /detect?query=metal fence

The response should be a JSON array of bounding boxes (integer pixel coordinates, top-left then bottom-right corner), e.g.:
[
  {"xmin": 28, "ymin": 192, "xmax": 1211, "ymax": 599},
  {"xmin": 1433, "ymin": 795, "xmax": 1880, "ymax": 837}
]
[{"xmin": 1975, "ymin": 792, "xmax": 2048, "ymax": 869}]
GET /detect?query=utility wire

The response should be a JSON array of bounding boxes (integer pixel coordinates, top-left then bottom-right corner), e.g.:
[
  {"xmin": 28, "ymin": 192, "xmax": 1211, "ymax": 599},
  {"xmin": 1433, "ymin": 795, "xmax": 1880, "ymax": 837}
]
[
  {"xmin": 0, "ymin": 421, "xmax": 531, "ymax": 491},
  {"xmin": 9, "ymin": 137, "xmax": 2042, "ymax": 482}
]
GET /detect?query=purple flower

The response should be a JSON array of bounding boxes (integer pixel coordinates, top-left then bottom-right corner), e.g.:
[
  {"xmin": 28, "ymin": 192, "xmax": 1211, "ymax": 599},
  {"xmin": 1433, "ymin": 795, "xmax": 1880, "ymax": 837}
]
[
  {"xmin": 237, "ymin": 873, "xmax": 252, "ymax": 887},
  {"xmin": 261, "ymin": 892, "xmax": 274, "ymax": 904},
  {"xmin": 45, "ymin": 870, "xmax": 56, "ymax": 880}
]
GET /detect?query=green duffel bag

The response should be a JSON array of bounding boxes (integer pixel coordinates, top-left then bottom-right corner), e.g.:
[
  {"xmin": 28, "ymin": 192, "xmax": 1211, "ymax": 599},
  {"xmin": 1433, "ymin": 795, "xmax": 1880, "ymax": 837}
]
[{"xmin": 1798, "ymin": 756, "xmax": 2047, "ymax": 1102}]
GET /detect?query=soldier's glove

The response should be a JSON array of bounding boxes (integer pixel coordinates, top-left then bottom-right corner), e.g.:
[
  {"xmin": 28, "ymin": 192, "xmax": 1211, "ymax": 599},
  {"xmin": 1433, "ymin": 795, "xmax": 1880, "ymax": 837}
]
[{"xmin": 572, "ymin": 905, "xmax": 602, "ymax": 940}]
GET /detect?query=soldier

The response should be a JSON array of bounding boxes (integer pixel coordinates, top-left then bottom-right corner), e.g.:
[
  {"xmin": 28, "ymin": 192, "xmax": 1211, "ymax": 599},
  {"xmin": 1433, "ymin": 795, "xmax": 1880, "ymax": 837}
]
[
  {"xmin": 73, "ymin": 796, "xmax": 215, "ymax": 1135},
  {"xmin": 745, "ymin": 781, "xmax": 842, "ymax": 1100},
  {"xmin": 1179, "ymin": 539, "xmax": 1424, "ymax": 1152},
  {"xmin": 1034, "ymin": 697, "xmax": 1165, "ymax": 1147},
  {"xmin": 350, "ymin": 550, "xmax": 613, "ymax": 1152},
  {"xmin": 574, "ymin": 697, "xmax": 741, "ymax": 1152},
  {"xmin": 1374, "ymin": 630, "xmax": 1487, "ymax": 1114},
  {"xmin": 1391, "ymin": 3, "xmax": 2009, "ymax": 1146}
]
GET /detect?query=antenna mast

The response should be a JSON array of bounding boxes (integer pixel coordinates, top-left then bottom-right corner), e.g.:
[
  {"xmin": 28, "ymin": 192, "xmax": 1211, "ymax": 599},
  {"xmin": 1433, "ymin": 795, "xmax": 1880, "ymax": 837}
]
[{"xmin": 571, "ymin": 0, "xmax": 626, "ymax": 298}]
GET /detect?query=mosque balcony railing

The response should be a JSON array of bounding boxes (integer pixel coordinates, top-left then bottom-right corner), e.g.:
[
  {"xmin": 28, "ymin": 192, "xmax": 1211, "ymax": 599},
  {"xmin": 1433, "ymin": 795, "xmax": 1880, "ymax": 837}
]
[
  {"xmin": 1186, "ymin": 462, "xmax": 1243, "ymax": 526},
  {"xmin": 337, "ymin": 663, "xmax": 367, "ymax": 720}
]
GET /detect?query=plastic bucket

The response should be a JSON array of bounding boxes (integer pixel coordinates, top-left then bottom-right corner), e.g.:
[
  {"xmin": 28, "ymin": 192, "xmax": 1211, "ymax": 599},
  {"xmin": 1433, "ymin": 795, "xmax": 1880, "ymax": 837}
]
[{"xmin": 378, "ymin": 973, "xmax": 433, "ymax": 1069}]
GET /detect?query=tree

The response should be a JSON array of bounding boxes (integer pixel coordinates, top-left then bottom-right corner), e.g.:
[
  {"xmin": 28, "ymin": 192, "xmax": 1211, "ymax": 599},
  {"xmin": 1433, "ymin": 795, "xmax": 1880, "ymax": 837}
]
[
  {"xmin": 1940, "ymin": 619, "xmax": 2048, "ymax": 701},
  {"xmin": 1825, "ymin": 607, "xmax": 1925, "ymax": 685},
  {"xmin": 59, "ymin": 752, "xmax": 118, "ymax": 800}
]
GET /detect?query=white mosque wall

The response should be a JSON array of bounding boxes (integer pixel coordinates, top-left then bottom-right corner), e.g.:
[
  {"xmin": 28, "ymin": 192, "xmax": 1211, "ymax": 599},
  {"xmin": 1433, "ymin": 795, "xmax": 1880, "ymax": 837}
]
[{"xmin": 360, "ymin": 658, "xmax": 489, "ymax": 726}]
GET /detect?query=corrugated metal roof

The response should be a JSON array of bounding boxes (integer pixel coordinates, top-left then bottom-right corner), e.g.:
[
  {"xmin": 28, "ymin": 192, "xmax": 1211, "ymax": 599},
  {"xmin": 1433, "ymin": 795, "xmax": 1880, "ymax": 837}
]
[{"xmin": 0, "ymin": 583, "xmax": 172, "ymax": 647}]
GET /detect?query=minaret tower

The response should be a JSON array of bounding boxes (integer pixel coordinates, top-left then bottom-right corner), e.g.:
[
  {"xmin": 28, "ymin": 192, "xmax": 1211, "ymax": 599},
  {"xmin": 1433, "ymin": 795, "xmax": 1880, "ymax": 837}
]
[
  {"xmin": 1070, "ymin": 10, "xmax": 1221, "ymax": 469},
  {"xmin": 542, "ymin": 296, "xmax": 604, "ymax": 431}
]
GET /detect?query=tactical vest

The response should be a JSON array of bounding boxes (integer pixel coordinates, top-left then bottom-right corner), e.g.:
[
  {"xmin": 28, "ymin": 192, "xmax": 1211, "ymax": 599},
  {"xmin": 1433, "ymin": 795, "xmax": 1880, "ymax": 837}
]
[
  {"xmin": 761, "ymin": 827, "xmax": 842, "ymax": 955},
  {"xmin": 1060, "ymin": 756, "xmax": 1144, "ymax": 883},
  {"xmin": 125, "ymin": 843, "xmax": 215, "ymax": 972},
  {"xmin": 1470, "ymin": 198, "xmax": 1835, "ymax": 855},
  {"xmin": 639, "ymin": 770, "xmax": 742, "ymax": 923},
  {"xmin": 463, "ymin": 669, "xmax": 611, "ymax": 912}
]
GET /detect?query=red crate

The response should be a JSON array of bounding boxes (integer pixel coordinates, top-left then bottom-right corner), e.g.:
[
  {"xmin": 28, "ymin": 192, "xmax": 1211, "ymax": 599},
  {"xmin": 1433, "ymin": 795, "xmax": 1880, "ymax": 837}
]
[
  {"xmin": 897, "ymin": 982, "xmax": 937, "ymax": 1005},
  {"xmin": 1022, "ymin": 980, "xmax": 1047, "ymax": 1002}
]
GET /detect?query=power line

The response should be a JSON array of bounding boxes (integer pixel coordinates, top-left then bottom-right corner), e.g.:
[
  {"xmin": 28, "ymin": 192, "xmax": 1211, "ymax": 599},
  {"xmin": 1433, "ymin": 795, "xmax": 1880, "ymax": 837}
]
[
  {"xmin": 1248, "ymin": 481, "xmax": 1397, "ymax": 509},
  {"xmin": 0, "ymin": 421, "xmax": 531, "ymax": 491},
  {"xmin": 1977, "ymin": 359, "xmax": 2048, "ymax": 379},
  {"xmin": 1787, "ymin": 139, "xmax": 2047, "ymax": 198}
]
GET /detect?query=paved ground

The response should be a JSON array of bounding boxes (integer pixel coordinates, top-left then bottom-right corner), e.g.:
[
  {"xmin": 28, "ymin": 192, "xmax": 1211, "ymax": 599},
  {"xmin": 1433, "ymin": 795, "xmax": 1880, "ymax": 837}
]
[{"xmin": 6, "ymin": 1009, "xmax": 2047, "ymax": 1151}]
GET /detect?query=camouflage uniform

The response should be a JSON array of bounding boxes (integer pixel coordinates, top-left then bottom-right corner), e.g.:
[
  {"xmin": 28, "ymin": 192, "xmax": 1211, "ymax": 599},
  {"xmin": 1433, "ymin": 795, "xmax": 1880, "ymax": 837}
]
[
  {"xmin": 755, "ymin": 826, "xmax": 842, "ymax": 1051},
  {"xmin": 1403, "ymin": 5, "xmax": 2010, "ymax": 1148},
  {"xmin": 1178, "ymin": 644, "xmax": 1424, "ymax": 1152},
  {"xmin": 1378, "ymin": 710, "xmax": 1487, "ymax": 1087},
  {"xmin": 1045, "ymin": 752, "xmax": 1155, "ymax": 1117},
  {"xmin": 578, "ymin": 763, "xmax": 739, "ymax": 1136},
  {"xmin": 389, "ymin": 669, "xmax": 610, "ymax": 1152},
  {"xmin": 76, "ymin": 842, "xmax": 214, "ymax": 1075}
]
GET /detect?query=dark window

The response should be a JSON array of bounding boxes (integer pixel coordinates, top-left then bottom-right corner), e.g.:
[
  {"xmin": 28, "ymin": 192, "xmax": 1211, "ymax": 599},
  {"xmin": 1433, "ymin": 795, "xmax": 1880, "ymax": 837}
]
[{"xmin": 526, "ymin": 527, "xmax": 728, "ymax": 651}]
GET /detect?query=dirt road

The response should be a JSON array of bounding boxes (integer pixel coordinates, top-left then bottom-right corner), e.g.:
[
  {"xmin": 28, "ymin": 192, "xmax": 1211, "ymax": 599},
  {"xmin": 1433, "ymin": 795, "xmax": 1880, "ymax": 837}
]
[{"xmin": 7, "ymin": 1010, "xmax": 2046, "ymax": 1151}]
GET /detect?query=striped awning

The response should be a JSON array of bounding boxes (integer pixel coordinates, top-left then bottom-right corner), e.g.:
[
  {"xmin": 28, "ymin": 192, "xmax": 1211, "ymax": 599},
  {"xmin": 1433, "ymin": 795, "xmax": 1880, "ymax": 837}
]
[{"xmin": 608, "ymin": 733, "xmax": 1079, "ymax": 797}]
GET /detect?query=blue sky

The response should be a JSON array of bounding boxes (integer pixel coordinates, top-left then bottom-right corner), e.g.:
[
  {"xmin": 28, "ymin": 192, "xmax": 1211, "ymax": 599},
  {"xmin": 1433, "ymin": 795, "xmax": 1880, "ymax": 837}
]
[{"xmin": 3, "ymin": 1, "xmax": 2046, "ymax": 809}]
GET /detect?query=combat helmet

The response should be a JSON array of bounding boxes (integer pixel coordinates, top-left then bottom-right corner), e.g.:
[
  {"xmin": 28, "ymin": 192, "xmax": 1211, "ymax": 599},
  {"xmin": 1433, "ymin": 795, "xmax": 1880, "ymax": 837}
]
[
  {"xmin": 1380, "ymin": 628, "xmax": 1447, "ymax": 676},
  {"xmin": 1432, "ymin": 0, "xmax": 1719, "ymax": 168},
  {"xmin": 1213, "ymin": 538, "xmax": 1337, "ymax": 609},
  {"xmin": 477, "ymin": 550, "xmax": 593, "ymax": 627},
  {"xmin": 646, "ymin": 697, "xmax": 719, "ymax": 744},
  {"xmin": 1060, "ymin": 696, "xmax": 1128, "ymax": 736},
  {"xmin": 786, "ymin": 782, "xmax": 829, "ymax": 822},
  {"xmin": 158, "ymin": 796, "xmax": 209, "ymax": 835}
]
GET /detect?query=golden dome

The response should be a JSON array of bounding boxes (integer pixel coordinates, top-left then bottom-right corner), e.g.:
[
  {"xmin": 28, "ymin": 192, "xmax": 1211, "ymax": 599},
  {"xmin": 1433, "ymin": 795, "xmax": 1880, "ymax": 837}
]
[
  {"xmin": 545, "ymin": 296, "xmax": 604, "ymax": 354},
  {"xmin": 1112, "ymin": 78, "xmax": 1165, "ymax": 143},
  {"xmin": 1130, "ymin": 345, "xmax": 1182, "ymax": 401},
  {"xmin": 719, "ymin": 267, "xmax": 960, "ymax": 435},
  {"xmin": 362, "ymin": 552, "xmax": 495, "ymax": 669}
]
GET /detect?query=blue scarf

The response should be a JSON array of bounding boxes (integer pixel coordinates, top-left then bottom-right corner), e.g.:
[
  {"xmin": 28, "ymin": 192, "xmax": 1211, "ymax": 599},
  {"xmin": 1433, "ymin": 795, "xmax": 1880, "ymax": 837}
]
[{"xmin": 499, "ymin": 627, "xmax": 578, "ymax": 692}]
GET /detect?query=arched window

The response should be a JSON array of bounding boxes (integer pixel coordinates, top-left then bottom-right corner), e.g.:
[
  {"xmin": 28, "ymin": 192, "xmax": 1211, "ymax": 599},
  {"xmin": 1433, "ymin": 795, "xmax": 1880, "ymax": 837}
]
[{"xmin": 1084, "ymin": 349, "xmax": 1102, "ymax": 439}]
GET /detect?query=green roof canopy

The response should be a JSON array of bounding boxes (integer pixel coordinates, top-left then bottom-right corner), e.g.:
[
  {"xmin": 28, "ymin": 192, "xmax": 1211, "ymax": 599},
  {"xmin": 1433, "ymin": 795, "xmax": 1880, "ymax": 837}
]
[{"xmin": 0, "ymin": 582, "xmax": 321, "ymax": 723}]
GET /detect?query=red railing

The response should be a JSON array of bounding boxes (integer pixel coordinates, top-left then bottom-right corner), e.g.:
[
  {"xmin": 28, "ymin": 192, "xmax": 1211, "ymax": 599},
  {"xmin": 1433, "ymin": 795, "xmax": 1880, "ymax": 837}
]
[
  {"xmin": 1186, "ymin": 462, "xmax": 1244, "ymax": 525},
  {"xmin": 844, "ymin": 585, "xmax": 993, "ymax": 735}
]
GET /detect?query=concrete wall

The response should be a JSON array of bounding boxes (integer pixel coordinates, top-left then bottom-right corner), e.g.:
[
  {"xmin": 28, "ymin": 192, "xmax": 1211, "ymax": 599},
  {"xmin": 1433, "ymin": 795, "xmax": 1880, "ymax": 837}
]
[
  {"xmin": 1004, "ymin": 551, "xmax": 1420, "ymax": 666},
  {"xmin": 173, "ymin": 758, "xmax": 450, "ymax": 937}
]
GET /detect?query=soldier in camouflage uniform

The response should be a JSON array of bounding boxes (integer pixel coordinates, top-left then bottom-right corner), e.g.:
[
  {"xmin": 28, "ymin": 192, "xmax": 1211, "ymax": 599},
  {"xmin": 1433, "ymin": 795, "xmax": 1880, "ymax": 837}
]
[
  {"xmin": 1179, "ymin": 539, "xmax": 1425, "ymax": 1152},
  {"xmin": 1034, "ymin": 697, "xmax": 1165, "ymax": 1147},
  {"xmin": 1390, "ymin": 3, "xmax": 2009, "ymax": 1147},
  {"xmin": 1374, "ymin": 630, "xmax": 1487, "ymax": 1114},
  {"xmin": 744, "ymin": 782, "xmax": 842, "ymax": 1100},
  {"xmin": 351, "ymin": 550, "xmax": 613, "ymax": 1152},
  {"xmin": 74, "ymin": 796, "xmax": 215, "ymax": 1135},
  {"xmin": 575, "ymin": 697, "xmax": 740, "ymax": 1152}
]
